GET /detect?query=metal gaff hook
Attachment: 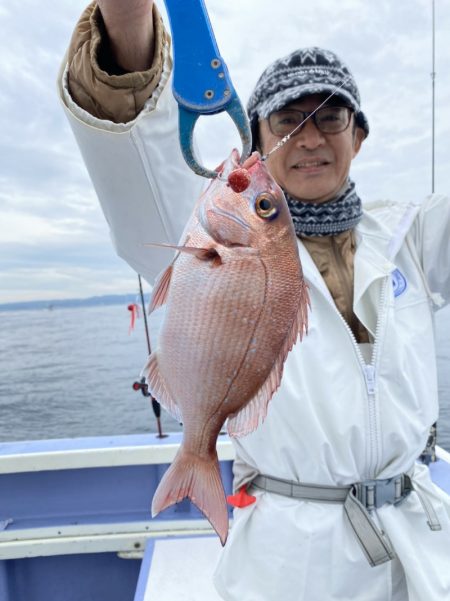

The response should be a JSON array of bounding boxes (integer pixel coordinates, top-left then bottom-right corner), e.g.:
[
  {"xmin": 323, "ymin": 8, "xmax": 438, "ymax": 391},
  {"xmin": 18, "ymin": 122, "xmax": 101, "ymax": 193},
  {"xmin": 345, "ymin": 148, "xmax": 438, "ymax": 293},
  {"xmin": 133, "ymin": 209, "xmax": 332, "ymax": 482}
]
[{"xmin": 178, "ymin": 98, "xmax": 252, "ymax": 179}]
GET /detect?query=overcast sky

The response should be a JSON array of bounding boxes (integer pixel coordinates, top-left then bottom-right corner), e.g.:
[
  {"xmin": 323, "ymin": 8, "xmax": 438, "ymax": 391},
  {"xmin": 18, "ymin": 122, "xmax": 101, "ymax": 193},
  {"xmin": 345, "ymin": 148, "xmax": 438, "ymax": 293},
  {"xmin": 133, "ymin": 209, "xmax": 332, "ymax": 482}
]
[{"xmin": 1, "ymin": 0, "xmax": 449, "ymax": 303}]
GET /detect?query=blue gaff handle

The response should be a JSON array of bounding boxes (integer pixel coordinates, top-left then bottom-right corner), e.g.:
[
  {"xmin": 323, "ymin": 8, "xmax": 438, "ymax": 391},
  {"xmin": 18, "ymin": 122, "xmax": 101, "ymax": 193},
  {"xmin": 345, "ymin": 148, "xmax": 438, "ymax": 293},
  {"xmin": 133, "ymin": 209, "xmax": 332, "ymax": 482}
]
[{"xmin": 163, "ymin": 0, "xmax": 236, "ymax": 113}]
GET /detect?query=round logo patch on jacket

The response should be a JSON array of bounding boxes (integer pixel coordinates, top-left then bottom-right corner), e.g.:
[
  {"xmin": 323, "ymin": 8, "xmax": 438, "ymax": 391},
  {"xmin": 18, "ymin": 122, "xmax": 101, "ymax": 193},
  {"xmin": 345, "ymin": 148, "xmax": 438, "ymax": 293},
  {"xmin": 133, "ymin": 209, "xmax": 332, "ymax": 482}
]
[{"xmin": 392, "ymin": 268, "xmax": 407, "ymax": 297}]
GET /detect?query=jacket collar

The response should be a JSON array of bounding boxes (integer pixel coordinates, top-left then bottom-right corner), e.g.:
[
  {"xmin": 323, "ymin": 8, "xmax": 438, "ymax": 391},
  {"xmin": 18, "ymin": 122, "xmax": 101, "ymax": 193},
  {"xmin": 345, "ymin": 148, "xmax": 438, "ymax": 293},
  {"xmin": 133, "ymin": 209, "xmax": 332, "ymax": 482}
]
[
  {"xmin": 298, "ymin": 210, "xmax": 396, "ymax": 337},
  {"xmin": 353, "ymin": 231, "xmax": 394, "ymax": 337},
  {"xmin": 297, "ymin": 239, "xmax": 334, "ymax": 304}
]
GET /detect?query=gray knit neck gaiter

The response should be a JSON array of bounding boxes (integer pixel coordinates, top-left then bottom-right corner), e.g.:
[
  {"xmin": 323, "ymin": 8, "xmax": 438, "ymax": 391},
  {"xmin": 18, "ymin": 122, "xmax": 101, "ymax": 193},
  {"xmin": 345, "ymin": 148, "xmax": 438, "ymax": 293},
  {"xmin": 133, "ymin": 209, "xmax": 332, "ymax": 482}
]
[{"xmin": 285, "ymin": 179, "xmax": 362, "ymax": 237}]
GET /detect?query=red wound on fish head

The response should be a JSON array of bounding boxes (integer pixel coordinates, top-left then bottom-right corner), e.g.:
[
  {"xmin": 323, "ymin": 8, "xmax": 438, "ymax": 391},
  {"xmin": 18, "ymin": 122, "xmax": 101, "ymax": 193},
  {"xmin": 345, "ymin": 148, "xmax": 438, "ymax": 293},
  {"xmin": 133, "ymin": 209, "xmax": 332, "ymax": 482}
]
[{"xmin": 227, "ymin": 168, "xmax": 251, "ymax": 193}]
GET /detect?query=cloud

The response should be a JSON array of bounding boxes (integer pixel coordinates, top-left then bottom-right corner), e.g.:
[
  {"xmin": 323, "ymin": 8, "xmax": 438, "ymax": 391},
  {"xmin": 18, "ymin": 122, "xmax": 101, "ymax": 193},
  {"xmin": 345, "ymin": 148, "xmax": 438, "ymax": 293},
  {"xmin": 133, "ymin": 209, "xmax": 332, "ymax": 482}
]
[{"xmin": 1, "ymin": 0, "xmax": 449, "ymax": 302}]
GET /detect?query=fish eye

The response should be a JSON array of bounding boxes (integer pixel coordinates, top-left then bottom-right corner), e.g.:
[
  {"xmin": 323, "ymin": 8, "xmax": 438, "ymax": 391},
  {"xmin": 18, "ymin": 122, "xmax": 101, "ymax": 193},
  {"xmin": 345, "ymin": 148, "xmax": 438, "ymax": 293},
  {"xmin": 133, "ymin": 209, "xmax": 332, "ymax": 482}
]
[{"xmin": 255, "ymin": 193, "xmax": 278, "ymax": 219}]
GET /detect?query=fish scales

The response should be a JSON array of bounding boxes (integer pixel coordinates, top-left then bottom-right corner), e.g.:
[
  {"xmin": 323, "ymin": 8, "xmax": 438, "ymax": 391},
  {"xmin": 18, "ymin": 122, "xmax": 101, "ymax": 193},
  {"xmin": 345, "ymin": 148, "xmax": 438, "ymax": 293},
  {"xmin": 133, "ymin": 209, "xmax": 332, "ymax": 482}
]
[
  {"xmin": 143, "ymin": 150, "xmax": 309, "ymax": 544},
  {"xmin": 160, "ymin": 253, "xmax": 267, "ymax": 410}
]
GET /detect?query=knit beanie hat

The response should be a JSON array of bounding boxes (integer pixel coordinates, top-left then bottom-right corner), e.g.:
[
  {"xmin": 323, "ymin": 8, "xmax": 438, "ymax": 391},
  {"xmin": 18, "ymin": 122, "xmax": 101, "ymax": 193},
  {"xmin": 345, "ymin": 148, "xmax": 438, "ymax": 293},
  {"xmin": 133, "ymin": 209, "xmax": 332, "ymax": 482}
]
[{"xmin": 247, "ymin": 47, "xmax": 369, "ymax": 142}]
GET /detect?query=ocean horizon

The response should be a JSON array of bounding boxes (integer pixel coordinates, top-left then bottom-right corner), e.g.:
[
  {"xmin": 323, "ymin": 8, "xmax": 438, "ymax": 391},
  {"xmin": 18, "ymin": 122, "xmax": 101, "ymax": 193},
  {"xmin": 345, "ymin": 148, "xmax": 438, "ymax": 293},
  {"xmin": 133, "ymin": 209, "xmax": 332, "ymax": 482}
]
[{"xmin": 0, "ymin": 293, "xmax": 139, "ymax": 312}]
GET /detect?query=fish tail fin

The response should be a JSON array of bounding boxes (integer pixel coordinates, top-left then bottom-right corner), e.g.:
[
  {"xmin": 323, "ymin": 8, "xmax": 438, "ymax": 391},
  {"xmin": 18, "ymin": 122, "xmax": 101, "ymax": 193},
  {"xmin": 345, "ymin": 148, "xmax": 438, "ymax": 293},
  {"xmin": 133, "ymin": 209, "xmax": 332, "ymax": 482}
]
[{"xmin": 152, "ymin": 448, "xmax": 229, "ymax": 545}]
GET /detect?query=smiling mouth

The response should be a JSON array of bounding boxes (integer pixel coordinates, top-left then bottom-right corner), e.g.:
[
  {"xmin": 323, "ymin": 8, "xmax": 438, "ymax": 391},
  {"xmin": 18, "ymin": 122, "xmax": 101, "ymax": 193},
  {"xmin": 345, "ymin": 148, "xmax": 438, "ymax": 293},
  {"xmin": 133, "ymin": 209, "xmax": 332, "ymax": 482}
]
[{"xmin": 292, "ymin": 160, "xmax": 330, "ymax": 169}]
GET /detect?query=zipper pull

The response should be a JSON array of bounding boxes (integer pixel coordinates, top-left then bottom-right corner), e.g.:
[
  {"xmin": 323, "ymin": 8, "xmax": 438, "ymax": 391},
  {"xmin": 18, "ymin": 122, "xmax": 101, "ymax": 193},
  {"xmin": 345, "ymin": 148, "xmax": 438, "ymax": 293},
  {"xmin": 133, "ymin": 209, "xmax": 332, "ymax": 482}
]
[{"xmin": 364, "ymin": 365, "xmax": 376, "ymax": 395}]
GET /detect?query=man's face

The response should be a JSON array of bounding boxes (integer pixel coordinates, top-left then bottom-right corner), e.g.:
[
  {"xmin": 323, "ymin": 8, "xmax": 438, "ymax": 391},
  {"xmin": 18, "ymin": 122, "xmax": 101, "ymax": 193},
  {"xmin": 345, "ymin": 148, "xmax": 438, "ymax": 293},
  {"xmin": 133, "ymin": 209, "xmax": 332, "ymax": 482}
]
[{"xmin": 258, "ymin": 94, "xmax": 365, "ymax": 203}]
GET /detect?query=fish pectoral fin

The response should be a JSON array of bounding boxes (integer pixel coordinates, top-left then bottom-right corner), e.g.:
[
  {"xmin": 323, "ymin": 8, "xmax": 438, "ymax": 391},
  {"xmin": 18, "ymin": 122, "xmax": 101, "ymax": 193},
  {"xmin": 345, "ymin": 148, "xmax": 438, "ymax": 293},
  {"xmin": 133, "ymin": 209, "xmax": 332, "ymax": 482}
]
[
  {"xmin": 144, "ymin": 242, "xmax": 218, "ymax": 261},
  {"xmin": 141, "ymin": 352, "xmax": 182, "ymax": 423},
  {"xmin": 149, "ymin": 264, "xmax": 173, "ymax": 313},
  {"xmin": 152, "ymin": 449, "xmax": 229, "ymax": 545}
]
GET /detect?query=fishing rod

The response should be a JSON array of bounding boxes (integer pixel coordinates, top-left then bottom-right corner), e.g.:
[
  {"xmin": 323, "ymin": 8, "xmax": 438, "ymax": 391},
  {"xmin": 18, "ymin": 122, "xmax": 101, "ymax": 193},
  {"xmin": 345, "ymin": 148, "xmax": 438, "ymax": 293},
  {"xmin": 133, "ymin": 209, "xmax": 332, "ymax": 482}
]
[
  {"xmin": 132, "ymin": 274, "xmax": 167, "ymax": 438},
  {"xmin": 431, "ymin": 0, "xmax": 436, "ymax": 194},
  {"xmin": 420, "ymin": 0, "xmax": 438, "ymax": 465}
]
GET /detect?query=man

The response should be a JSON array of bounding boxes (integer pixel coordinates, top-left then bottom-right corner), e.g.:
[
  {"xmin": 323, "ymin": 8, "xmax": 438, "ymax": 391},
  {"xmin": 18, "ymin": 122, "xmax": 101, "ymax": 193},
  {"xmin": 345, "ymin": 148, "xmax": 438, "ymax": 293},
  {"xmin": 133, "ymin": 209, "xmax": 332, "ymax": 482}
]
[{"xmin": 59, "ymin": 1, "xmax": 450, "ymax": 599}]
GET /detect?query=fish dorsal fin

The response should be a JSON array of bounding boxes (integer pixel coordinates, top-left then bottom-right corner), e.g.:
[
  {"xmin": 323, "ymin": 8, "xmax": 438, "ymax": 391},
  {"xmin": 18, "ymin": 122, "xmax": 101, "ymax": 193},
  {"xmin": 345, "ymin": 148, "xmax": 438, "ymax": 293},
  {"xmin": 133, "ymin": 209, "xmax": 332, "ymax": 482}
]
[
  {"xmin": 141, "ymin": 353, "xmax": 182, "ymax": 423},
  {"xmin": 296, "ymin": 280, "xmax": 310, "ymax": 342},
  {"xmin": 149, "ymin": 264, "xmax": 173, "ymax": 313},
  {"xmin": 227, "ymin": 281, "xmax": 309, "ymax": 438}
]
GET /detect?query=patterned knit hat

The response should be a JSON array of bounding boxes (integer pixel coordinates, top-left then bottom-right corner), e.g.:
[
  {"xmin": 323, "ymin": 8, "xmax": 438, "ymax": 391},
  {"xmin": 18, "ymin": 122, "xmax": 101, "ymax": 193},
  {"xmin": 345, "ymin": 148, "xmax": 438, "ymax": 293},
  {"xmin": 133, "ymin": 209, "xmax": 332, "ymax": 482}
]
[{"xmin": 247, "ymin": 47, "xmax": 369, "ymax": 139}]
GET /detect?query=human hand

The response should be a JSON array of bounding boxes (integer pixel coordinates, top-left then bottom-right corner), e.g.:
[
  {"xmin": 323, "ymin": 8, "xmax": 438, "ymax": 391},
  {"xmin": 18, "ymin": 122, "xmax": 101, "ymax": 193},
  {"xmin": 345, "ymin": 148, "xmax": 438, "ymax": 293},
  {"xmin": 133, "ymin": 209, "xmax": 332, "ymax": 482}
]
[{"xmin": 97, "ymin": 0, "xmax": 155, "ymax": 72}]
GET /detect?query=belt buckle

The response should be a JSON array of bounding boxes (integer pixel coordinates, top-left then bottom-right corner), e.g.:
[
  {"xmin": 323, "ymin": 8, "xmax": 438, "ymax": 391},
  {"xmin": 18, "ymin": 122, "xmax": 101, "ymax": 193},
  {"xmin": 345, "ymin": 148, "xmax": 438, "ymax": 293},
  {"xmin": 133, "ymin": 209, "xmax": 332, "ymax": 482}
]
[{"xmin": 355, "ymin": 475, "xmax": 411, "ymax": 510}]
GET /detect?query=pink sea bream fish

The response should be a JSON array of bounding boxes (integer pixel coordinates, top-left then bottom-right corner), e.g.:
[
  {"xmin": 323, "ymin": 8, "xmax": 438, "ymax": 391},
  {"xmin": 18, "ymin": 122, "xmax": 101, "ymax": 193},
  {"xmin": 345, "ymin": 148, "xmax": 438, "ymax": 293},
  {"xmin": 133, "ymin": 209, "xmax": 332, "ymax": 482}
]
[{"xmin": 143, "ymin": 150, "xmax": 309, "ymax": 544}]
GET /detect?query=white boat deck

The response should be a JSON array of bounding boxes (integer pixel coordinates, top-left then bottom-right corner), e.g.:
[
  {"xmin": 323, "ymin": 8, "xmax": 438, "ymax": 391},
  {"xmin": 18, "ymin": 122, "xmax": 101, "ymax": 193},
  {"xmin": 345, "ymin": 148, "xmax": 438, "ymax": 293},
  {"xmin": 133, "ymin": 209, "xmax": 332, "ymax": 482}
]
[{"xmin": 141, "ymin": 537, "xmax": 223, "ymax": 601}]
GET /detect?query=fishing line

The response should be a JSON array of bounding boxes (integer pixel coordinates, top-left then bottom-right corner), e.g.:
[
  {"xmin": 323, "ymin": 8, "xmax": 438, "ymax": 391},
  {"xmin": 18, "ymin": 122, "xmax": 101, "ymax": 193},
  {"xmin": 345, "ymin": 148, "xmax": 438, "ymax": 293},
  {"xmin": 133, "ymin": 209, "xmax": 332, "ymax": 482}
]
[
  {"xmin": 261, "ymin": 77, "xmax": 351, "ymax": 161},
  {"xmin": 214, "ymin": 77, "xmax": 351, "ymax": 176}
]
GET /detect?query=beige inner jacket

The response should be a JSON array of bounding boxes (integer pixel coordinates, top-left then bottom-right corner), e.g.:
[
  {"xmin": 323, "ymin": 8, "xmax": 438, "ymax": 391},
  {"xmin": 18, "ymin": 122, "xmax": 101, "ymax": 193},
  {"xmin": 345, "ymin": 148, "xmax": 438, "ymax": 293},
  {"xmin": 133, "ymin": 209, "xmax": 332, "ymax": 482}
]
[{"xmin": 67, "ymin": 3, "xmax": 369, "ymax": 344}]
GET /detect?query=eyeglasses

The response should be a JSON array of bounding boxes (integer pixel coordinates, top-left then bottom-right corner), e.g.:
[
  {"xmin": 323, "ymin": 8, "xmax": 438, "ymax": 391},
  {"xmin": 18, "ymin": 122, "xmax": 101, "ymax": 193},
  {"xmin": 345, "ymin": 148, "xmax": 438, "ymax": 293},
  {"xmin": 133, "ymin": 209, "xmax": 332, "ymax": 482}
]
[{"xmin": 268, "ymin": 106, "xmax": 353, "ymax": 137}]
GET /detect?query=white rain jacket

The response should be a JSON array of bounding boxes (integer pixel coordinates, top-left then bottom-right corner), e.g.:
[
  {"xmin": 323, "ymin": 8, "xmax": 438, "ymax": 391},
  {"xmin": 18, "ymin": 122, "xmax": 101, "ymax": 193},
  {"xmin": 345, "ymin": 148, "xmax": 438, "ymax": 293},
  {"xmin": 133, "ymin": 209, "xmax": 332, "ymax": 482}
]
[{"xmin": 58, "ymin": 46, "xmax": 450, "ymax": 601}]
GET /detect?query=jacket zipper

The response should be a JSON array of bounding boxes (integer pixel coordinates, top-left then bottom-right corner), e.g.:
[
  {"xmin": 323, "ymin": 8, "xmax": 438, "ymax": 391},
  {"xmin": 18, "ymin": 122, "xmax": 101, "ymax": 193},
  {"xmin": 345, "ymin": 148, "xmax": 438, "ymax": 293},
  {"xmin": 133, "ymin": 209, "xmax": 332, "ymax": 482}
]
[
  {"xmin": 356, "ymin": 278, "xmax": 389, "ymax": 478},
  {"xmin": 319, "ymin": 276, "xmax": 390, "ymax": 478}
]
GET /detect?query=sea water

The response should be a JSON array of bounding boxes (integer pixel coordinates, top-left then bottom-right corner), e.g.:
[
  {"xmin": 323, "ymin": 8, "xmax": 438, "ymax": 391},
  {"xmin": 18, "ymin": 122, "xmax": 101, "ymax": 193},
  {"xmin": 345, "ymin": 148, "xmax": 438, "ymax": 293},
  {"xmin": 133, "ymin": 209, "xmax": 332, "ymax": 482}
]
[{"xmin": 1, "ymin": 303, "xmax": 450, "ymax": 451}]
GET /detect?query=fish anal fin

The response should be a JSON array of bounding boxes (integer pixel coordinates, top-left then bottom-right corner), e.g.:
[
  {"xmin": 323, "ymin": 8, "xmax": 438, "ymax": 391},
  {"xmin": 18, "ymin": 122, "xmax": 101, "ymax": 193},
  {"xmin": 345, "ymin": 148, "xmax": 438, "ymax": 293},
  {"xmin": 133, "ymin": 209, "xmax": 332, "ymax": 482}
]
[
  {"xmin": 152, "ymin": 448, "xmax": 229, "ymax": 545},
  {"xmin": 149, "ymin": 264, "xmax": 173, "ymax": 313},
  {"xmin": 141, "ymin": 353, "xmax": 182, "ymax": 423},
  {"xmin": 227, "ymin": 282, "xmax": 310, "ymax": 438},
  {"xmin": 227, "ymin": 354, "xmax": 284, "ymax": 438}
]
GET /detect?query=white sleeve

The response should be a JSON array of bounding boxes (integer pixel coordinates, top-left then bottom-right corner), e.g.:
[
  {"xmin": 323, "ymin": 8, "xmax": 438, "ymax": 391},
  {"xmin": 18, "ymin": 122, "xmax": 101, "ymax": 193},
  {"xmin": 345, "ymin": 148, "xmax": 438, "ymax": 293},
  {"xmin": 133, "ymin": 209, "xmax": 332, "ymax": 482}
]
[
  {"xmin": 410, "ymin": 194, "xmax": 450, "ymax": 309},
  {"xmin": 57, "ymin": 47, "xmax": 204, "ymax": 286}
]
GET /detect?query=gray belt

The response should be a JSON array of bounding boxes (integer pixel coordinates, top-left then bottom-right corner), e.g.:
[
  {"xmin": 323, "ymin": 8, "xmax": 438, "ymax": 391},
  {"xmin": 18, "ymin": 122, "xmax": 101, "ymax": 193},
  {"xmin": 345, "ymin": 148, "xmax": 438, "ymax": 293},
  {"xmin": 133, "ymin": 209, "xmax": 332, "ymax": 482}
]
[{"xmin": 250, "ymin": 471, "xmax": 441, "ymax": 567}]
